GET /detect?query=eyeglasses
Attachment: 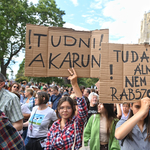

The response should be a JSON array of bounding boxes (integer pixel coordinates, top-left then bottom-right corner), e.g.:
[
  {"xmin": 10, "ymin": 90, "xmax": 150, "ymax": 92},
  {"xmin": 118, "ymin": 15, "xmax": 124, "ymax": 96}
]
[
  {"xmin": 13, "ymin": 86, "xmax": 19, "ymax": 89},
  {"xmin": 59, "ymin": 106, "xmax": 72, "ymax": 111}
]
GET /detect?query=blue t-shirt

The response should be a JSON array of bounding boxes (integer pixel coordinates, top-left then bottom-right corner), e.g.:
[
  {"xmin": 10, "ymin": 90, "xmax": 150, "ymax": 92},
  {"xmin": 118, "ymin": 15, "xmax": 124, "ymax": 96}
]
[{"xmin": 49, "ymin": 94, "xmax": 62, "ymax": 110}]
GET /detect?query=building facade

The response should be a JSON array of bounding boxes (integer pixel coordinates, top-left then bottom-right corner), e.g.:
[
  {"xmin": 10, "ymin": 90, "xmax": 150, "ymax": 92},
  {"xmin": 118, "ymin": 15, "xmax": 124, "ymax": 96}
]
[{"xmin": 139, "ymin": 12, "xmax": 150, "ymax": 44}]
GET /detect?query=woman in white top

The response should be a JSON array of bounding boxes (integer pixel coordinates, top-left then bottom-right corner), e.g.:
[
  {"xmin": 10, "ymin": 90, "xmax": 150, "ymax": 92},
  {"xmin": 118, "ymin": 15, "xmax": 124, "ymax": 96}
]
[{"xmin": 23, "ymin": 91, "xmax": 57, "ymax": 150}]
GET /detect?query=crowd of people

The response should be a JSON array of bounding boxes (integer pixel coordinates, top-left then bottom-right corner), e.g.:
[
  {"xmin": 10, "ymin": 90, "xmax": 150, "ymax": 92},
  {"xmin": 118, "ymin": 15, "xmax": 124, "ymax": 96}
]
[{"xmin": 0, "ymin": 68, "xmax": 150, "ymax": 150}]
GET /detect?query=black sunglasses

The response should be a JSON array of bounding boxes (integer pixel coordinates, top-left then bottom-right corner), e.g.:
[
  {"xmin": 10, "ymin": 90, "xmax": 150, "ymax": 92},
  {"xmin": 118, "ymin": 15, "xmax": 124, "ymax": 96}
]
[{"xmin": 13, "ymin": 86, "xmax": 19, "ymax": 89}]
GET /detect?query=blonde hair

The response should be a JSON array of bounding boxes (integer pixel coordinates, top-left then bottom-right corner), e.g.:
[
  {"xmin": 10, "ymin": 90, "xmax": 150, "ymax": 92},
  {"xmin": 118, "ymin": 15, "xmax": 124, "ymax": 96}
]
[{"xmin": 26, "ymin": 88, "xmax": 34, "ymax": 96}]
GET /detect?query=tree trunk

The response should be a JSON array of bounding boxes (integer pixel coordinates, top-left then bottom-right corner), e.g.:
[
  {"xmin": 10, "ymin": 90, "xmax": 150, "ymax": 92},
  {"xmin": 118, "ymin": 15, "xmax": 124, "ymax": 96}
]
[{"xmin": 0, "ymin": 58, "xmax": 7, "ymax": 77}]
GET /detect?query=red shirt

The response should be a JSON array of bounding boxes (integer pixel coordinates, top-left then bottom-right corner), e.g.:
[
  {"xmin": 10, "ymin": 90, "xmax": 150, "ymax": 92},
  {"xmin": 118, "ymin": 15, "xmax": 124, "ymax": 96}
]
[{"xmin": 46, "ymin": 97, "xmax": 88, "ymax": 150}]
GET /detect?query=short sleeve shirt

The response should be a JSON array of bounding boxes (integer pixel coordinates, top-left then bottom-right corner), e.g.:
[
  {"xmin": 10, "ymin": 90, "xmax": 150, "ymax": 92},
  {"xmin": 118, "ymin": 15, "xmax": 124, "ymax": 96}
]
[
  {"xmin": 0, "ymin": 88, "xmax": 23, "ymax": 123},
  {"xmin": 27, "ymin": 106, "xmax": 57, "ymax": 138},
  {"xmin": 116, "ymin": 119, "xmax": 150, "ymax": 150}
]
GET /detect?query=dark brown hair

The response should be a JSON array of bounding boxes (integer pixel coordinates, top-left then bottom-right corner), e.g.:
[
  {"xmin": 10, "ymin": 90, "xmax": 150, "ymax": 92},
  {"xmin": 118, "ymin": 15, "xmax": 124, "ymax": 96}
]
[
  {"xmin": 37, "ymin": 91, "xmax": 49, "ymax": 105},
  {"xmin": 56, "ymin": 96, "xmax": 76, "ymax": 119},
  {"xmin": 127, "ymin": 103, "xmax": 150, "ymax": 142},
  {"xmin": 11, "ymin": 82, "xmax": 21, "ymax": 91},
  {"xmin": 52, "ymin": 86, "xmax": 58, "ymax": 91},
  {"xmin": 123, "ymin": 102, "xmax": 130, "ymax": 107},
  {"xmin": 12, "ymin": 91, "xmax": 20, "ymax": 100},
  {"xmin": 99, "ymin": 104, "xmax": 117, "ymax": 137}
]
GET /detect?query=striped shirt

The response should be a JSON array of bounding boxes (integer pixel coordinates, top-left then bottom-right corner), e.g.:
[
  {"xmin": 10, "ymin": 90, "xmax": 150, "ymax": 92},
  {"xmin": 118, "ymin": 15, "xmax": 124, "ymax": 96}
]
[{"xmin": 0, "ymin": 88, "xmax": 23, "ymax": 123}]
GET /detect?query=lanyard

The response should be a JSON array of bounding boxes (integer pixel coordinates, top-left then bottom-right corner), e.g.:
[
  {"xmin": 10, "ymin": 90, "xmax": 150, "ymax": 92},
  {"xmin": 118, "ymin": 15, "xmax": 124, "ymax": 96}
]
[{"xmin": 30, "ymin": 108, "xmax": 38, "ymax": 135}]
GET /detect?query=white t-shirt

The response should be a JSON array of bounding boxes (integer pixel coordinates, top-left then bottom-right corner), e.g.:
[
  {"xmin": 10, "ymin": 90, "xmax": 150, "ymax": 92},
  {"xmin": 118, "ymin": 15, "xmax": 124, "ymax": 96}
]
[
  {"xmin": 21, "ymin": 103, "xmax": 31, "ymax": 114},
  {"xmin": 27, "ymin": 106, "xmax": 57, "ymax": 138},
  {"xmin": 18, "ymin": 103, "xmax": 31, "ymax": 135}
]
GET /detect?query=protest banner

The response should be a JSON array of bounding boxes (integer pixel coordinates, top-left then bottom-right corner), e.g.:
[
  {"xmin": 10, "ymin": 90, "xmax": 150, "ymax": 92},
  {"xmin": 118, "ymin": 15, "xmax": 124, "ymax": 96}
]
[
  {"xmin": 100, "ymin": 43, "xmax": 150, "ymax": 103},
  {"xmin": 25, "ymin": 24, "xmax": 109, "ymax": 77}
]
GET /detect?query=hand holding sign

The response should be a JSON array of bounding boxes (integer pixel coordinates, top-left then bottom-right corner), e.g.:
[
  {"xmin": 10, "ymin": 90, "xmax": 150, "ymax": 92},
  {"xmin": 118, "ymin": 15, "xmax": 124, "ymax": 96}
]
[
  {"xmin": 67, "ymin": 68, "xmax": 77, "ymax": 86},
  {"xmin": 140, "ymin": 97, "xmax": 150, "ymax": 114},
  {"xmin": 67, "ymin": 68, "xmax": 82, "ymax": 98}
]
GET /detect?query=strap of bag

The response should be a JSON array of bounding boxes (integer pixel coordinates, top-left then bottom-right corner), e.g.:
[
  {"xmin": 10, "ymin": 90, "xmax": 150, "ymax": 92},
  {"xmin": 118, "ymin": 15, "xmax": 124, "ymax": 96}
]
[
  {"xmin": 52, "ymin": 94, "xmax": 60, "ymax": 103},
  {"xmin": 72, "ymin": 121, "xmax": 76, "ymax": 150},
  {"xmin": 81, "ymin": 114, "xmax": 96, "ymax": 147}
]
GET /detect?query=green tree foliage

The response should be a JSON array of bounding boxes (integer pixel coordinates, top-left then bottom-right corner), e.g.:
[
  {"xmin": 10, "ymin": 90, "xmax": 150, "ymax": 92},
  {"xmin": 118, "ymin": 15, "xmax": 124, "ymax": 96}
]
[
  {"xmin": 85, "ymin": 78, "xmax": 99, "ymax": 88},
  {"xmin": 0, "ymin": 0, "xmax": 65, "ymax": 77},
  {"xmin": 30, "ymin": 77, "xmax": 64, "ymax": 86},
  {"xmin": 78, "ymin": 78, "xmax": 99, "ymax": 88},
  {"xmin": 15, "ymin": 58, "xmax": 29, "ymax": 83}
]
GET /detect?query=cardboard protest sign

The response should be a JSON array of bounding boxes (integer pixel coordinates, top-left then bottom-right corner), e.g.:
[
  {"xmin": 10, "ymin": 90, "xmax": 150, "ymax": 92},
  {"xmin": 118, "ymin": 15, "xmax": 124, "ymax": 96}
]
[
  {"xmin": 25, "ymin": 24, "xmax": 109, "ymax": 77},
  {"xmin": 100, "ymin": 43, "xmax": 150, "ymax": 103}
]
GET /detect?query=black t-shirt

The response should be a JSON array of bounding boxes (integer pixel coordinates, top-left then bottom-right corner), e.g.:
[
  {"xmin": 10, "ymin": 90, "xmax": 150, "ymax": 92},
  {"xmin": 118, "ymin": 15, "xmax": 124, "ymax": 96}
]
[{"xmin": 87, "ymin": 105, "xmax": 98, "ymax": 121}]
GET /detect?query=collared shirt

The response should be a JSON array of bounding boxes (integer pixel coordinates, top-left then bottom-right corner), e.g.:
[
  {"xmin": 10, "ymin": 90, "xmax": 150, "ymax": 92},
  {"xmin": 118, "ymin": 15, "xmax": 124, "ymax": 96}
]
[
  {"xmin": 116, "ymin": 119, "xmax": 150, "ymax": 150},
  {"xmin": 0, "ymin": 111, "xmax": 25, "ymax": 150},
  {"xmin": 0, "ymin": 88, "xmax": 23, "ymax": 123},
  {"xmin": 20, "ymin": 94, "xmax": 24, "ymax": 103},
  {"xmin": 46, "ymin": 96, "xmax": 88, "ymax": 150},
  {"xmin": 24, "ymin": 96, "xmax": 35, "ymax": 111}
]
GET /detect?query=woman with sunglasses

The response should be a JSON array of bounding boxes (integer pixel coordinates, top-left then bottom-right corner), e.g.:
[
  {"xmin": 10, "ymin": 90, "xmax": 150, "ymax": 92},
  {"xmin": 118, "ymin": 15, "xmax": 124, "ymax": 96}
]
[
  {"xmin": 11, "ymin": 82, "xmax": 24, "ymax": 103},
  {"xmin": 46, "ymin": 68, "xmax": 88, "ymax": 150},
  {"xmin": 23, "ymin": 91, "xmax": 57, "ymax": 150},
  {"xmin": 115, "ymin": 98, "xmax": 150, "ymax": 150},
  {"xmin": 84, "ymin": 103, "xmax": 120, "ymax": 150}
]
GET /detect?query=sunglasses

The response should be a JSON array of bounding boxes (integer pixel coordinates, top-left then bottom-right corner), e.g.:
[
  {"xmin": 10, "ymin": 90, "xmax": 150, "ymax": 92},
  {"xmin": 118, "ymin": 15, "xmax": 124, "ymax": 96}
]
[{"xmin": 13, "ymin": 86, "xmax": 19, "ymax": 89}]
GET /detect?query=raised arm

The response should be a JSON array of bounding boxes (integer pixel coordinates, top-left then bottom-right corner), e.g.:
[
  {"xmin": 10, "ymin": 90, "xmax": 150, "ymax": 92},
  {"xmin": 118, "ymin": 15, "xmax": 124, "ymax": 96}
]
[
  {"xmin": 67, "ymin": 68, "xmax": 88, "ymax": 122},
  {"xmin": 115, "ymin": 97, "xmax": 150, "ymax": 140},
  {"xmin": 67, "ymin": 68, "xmax": 82, "ymax": 98},
  {"xmin": 116, "ymin": 104, "xmax": 122, "ymax": 119}
]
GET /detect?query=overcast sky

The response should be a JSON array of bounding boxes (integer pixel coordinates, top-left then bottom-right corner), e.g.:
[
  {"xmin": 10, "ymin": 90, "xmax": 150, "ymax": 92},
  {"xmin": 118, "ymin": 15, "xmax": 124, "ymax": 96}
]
[{"xmin": 8, "ymin": 0, "xmax": 150, "ymax": 79}]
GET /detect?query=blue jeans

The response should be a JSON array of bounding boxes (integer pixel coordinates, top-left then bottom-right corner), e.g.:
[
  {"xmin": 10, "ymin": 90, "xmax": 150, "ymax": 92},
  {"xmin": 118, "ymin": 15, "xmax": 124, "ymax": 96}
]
[
  {"xmin": 24, "ymin": 136, "xmax": 30, "ymax": 145},
  {"xmin": 22, "ymin": 128, "xmax": 28, "ymax": 140}
]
